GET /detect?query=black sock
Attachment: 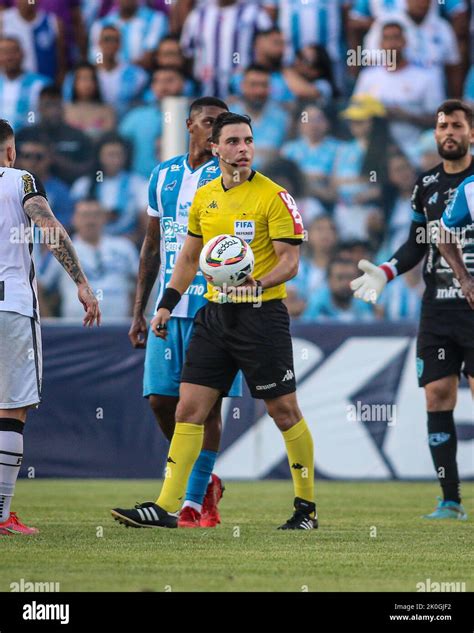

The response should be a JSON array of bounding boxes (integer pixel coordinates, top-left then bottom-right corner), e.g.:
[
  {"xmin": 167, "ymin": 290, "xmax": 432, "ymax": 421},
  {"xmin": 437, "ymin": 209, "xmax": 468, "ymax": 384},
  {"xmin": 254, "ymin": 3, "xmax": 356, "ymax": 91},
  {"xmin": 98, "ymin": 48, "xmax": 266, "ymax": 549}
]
[{"xmin": 427, "ymin": 410, "xmax": 460, "ymax": 504}]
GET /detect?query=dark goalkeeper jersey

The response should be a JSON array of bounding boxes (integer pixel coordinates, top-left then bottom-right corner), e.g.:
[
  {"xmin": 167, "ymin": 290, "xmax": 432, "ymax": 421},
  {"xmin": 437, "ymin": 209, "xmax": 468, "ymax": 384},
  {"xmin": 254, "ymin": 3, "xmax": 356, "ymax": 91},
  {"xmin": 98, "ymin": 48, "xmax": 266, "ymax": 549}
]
[{"xmin": 391, "ymin": 158, "xmax": 474, "ymax": 312}]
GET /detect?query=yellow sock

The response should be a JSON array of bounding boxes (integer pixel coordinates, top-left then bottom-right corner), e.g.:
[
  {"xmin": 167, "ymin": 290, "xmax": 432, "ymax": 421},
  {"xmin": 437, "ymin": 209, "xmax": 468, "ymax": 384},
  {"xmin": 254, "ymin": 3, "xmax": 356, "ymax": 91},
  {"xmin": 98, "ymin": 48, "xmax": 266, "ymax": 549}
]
[
  {"xmin": 156, "ymin": 422, "xmax": 204, "ymax": 513},
  {"xmin": 282, "ymin": 418, "xmax": 314, "ymax": 505}
]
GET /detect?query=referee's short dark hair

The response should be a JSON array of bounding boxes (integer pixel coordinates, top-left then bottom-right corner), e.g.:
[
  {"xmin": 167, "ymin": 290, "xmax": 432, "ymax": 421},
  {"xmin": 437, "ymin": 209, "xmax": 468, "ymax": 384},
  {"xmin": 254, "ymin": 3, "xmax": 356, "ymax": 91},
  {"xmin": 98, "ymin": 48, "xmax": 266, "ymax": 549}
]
[
  {"xmin": 0, "ymin": 119, "xmax": 14, "ymax": 145},
  {"xmin": 189, "ymin": 97, "xmax": 229, "ymax": 119},
  {"xmin": 211, "ymin": 112, "xmax": 253, "ymax": 143},
  {"xmin": 436, "ymin": 100, "xmax": 472, "ymax": 127}
]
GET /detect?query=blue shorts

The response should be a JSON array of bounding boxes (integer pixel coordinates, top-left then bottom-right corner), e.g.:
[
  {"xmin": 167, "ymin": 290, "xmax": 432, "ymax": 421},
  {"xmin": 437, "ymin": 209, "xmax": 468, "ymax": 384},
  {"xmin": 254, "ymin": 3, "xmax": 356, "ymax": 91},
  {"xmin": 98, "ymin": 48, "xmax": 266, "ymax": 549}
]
[{"xmin": 143, "ymin": 317, "xmax": 242, "ymax": 398}]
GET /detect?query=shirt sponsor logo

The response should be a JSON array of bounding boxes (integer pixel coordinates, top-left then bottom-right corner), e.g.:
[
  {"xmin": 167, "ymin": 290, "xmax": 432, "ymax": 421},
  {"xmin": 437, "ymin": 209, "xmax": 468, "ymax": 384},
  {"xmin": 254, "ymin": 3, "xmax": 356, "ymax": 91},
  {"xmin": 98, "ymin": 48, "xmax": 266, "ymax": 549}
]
[
  {"xmin": 428, "ymin": 192, "xmax": 438, "ymax": 205},
  {"xmin": 234, "ymin": 220, "xmax": 255, "ymax": 243},
  {"xmin": 206, "ymin": 165, "xmax": 219, "ymax": 173},
  {"xmin": 198, "ymin": 178, "xmax": 212, "ymax": 188},
  {"xmin": 422, "ymin": 173, "xmax": 439, "ymax": 186},
  {"xmin": 162, "ymin": 217, "xmax": 187, "ymax": 239},
  {"xmin": 170, "ymin": 164, "xmax": 182, "ymax": 172},
  {"xmin": 278, "ymin": 191, "xmax": 304, "ymax": 234}
]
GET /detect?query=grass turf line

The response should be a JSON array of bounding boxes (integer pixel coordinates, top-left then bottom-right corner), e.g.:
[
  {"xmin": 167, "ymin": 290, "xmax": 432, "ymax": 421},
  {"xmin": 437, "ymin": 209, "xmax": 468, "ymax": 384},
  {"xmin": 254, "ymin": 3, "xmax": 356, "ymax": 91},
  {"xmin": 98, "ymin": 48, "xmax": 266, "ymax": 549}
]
[{"xmin": 1, "ymin": 480, "xmax": 472, "ymax": 592}]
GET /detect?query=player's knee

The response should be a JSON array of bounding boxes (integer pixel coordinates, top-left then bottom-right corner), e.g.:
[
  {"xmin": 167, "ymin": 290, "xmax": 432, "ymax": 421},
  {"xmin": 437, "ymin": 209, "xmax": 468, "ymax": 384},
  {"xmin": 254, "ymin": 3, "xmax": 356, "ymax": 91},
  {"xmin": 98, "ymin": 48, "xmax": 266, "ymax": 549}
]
[
  {"xmin": 425, "ymin": 382, "xmax": 456, "ymax": 410},
  {"xmin": 266, "ymin": 398, "xmax": 301, "ymax": 430},
  {"xmin": 204, "ymin": 403, "xmax": 222, "ymax": 433},
  {"xmin": 175, "ymin": 399, "xmax": 204, "ymax": 425},
  {"xmin": 149, "ymin": 395, "xmax": 177, "ymax": 440}
]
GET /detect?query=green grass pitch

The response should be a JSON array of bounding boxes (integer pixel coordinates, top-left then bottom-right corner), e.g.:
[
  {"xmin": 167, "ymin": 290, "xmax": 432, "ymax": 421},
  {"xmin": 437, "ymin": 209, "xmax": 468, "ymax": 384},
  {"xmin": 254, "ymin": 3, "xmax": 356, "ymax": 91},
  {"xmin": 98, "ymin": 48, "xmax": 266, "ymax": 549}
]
[{"xmin": 1, "ymin": 480, "xmax": 472, "ymax": 592}]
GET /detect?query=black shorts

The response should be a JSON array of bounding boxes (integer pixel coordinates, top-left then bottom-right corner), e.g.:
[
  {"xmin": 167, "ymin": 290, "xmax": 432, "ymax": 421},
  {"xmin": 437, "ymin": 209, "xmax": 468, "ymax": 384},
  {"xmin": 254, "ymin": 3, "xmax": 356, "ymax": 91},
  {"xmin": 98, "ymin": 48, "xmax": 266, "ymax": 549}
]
[
  {"xmin": 181, "ymin": 299, "xmax": 296, "ymax": 399},
  {"xmin": 416, "ymin": 308, "xmax": 474, "ymax": 387}
]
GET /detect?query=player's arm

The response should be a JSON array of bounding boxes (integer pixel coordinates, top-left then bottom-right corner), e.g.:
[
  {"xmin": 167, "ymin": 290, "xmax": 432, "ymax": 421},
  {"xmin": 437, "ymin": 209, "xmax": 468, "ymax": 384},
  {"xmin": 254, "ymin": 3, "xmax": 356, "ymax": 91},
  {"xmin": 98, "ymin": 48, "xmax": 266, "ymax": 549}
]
[
  {"xmin": 241, "ymin": 240, "xmax": 300, "ymax": 293},
  {"xmin": 151, "ymin": 233, "xmax": 203, "ymax": 339},
  {"xmin": 438, "ymin": 179, "xmax": 474, "ymax": 309},
  {"xmin": 128, "ymin": 216, "xmax": 161, "ymax": 348},
  {"xmin": 351, "ymin": 180, "xmax": 428, "ymax": 303},
  {"xmin": 23, "ymin": 196, "xmax": 101, "ymax": 326}
]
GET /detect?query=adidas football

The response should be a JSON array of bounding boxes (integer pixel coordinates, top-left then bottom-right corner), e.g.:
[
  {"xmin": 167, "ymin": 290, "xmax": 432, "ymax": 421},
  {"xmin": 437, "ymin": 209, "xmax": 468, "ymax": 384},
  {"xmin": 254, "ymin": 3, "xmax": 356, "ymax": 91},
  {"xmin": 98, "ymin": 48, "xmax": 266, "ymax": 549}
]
[{"xmin": 199, "ymin": 234, "xmax": 254, "ymax": 288}]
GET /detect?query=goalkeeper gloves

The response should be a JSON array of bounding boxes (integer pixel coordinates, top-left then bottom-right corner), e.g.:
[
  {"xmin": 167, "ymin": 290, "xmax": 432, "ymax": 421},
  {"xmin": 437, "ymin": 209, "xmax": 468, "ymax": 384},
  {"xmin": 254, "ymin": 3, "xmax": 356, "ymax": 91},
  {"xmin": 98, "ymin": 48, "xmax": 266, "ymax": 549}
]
[{"xmin": 350, "ymin": 259, "xmax": 396, "ymax": 304}]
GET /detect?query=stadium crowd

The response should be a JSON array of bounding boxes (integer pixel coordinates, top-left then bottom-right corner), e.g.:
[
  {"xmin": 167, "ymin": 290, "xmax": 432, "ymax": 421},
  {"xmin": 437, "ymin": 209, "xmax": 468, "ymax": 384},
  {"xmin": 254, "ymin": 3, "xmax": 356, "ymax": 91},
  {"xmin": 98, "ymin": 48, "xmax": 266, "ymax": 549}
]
[{"xmin": 0, "ymin": 0, "xmax": 473, "ymax": 322}]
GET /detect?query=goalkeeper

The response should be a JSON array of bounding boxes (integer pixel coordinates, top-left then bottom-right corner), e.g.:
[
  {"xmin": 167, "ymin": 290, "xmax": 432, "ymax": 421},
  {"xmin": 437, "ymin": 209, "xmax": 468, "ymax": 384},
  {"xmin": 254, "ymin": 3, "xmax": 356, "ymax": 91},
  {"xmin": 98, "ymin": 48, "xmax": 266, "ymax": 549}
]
[
  {"xmin": 351, "ymin": 100, "xmax": 473, "ymax": 521},
  {"xmin": 112, "ymin": 112, "xmax": 317, "ymax": 530}
]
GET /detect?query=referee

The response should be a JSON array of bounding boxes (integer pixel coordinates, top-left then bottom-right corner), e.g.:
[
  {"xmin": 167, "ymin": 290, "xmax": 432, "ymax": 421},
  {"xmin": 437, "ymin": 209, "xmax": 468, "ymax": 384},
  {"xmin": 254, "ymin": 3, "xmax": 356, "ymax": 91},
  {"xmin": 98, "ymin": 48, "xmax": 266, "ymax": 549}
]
[
  {"xmin": 112, "ymin": 112, "xmax": 317, "ymax": 530},
  {"xmin": 351, "ymin": 100, "xmax": 473, "ymax": 521}
]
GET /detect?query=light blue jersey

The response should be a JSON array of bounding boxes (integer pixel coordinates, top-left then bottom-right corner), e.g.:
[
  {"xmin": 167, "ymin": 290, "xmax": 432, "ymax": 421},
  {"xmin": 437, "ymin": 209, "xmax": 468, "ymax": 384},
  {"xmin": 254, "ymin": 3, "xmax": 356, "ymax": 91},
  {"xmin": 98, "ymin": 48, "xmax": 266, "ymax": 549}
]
[
  {"xmin": 147, "ymin": 154, "xmax": 221, "ymax": 319},
  {"xmin": 441, "ymin": 175, "xmax": 474, "ymax": 231}
]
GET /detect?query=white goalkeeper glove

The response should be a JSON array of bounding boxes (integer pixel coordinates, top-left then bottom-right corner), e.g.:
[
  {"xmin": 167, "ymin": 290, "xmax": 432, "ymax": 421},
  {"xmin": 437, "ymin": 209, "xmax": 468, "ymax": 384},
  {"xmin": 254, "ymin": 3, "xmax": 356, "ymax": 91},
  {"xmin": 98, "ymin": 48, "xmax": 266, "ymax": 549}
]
[{"xmin": 350, "ymin": 259, "xmax": 393, "ymax": 304}]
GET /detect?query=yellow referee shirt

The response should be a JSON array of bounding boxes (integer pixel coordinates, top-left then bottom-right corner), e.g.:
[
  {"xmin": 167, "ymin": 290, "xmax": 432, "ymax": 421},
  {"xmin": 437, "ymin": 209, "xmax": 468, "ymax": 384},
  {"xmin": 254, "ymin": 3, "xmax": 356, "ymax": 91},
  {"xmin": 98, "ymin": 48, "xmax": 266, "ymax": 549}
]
[{"xmin": 188, "ymin": 170, "xmax": 305, "ymax": 302}]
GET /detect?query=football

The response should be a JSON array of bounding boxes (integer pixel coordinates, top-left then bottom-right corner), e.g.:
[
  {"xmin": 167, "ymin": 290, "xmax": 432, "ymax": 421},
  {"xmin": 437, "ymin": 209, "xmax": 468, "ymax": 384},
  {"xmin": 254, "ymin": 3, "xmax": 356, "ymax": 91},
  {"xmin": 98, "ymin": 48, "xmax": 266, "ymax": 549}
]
[{"xmin": 199, "ymin": 234, "xmax": 255, "ymax": 288}]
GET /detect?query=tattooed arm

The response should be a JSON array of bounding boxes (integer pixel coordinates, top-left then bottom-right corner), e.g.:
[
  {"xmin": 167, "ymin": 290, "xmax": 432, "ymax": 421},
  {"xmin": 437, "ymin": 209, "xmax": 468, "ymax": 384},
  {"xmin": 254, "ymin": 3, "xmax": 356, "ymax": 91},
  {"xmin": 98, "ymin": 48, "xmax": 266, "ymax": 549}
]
[
  {"xmin": 128, "ymin": 216, "xmax": 161, "ymax": 348},
  {"xmin": 23, "ymin": 196, "xmax": 101, "ymax": 327}
]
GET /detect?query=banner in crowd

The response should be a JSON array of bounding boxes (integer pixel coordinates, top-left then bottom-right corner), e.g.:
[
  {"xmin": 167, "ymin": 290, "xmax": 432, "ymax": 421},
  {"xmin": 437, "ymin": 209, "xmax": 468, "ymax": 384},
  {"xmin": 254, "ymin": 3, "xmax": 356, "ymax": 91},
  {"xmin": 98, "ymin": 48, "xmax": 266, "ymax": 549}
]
[{"xmin": 21, "ymin": 322, "xmax": 473, "ymax": 480}]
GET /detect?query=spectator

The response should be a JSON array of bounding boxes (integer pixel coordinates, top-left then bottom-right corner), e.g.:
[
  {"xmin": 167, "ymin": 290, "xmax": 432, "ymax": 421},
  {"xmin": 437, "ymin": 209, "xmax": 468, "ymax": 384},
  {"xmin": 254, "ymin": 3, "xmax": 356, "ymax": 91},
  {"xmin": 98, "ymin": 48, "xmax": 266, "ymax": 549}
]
[
  {"xmin": 119, "ymin": 66, "xmax": 185, "ymax": 178},
  {"xmin": 38, "ymin": 198, "xmax": 139, "ymax": 319},
  {"xmin": 382, "ymin": 152, "xmax": 417, "ymax": 253},
  {"xmin": 232, "ymin": 65, "xmax": 290, "ymax": 170},
  {"xmin": 363, "ymin": 1, "xmax": 463, "ymax": 97},
  {"xmin": 301, "ymin": 257, "xmax": 375, "ymax": 322},
  {"xmin": 348, "ymin": 0, "xmax": 469, "ymax": 76},
  {"xmin": 148, "ymin": 34, "xmax": 197, "ymax": 97},
  {"xmin": 264, "ymin": 0, "xmax": 351, "ymax": 87},
  {"xmin": 464, "ymin": 65, "xmax": 474, "ymax": 105},
  {"xmin": 353, "ymin": 21, "xmax": 443, "ymax": 165},
  {"xmin": 67, "ymin": 26, "xmax": 148, "ymax": 118},
  {"xmin": 281, "ymin": 105, "xmax": 339, "ymax": 203},
  {"xmin": 0, "ymin": 0, "xmax": 66, "ymax": 83},
  {"xmin": 16, "ymin": 136, "xmax": 74, "ymax": 229},
  {"xmin": 16, "ymin": 85, "xmax": 95, "ymax": 184},
  {"xmin": 0, "ymin": 36, "xmax": 51, "ymax": 131},
  {"xmin": 231, "ymin": 28, "xmax": 294, "ymax": 105},
  {"xmin": 335, "ymin": 239, "xmax": 373, "ymax": 265},
  {"xmin": 264, "ymin": 157, "xmax": 326, "ymax": 226},
  {"xmin": 331, "ymin": 95, "xmax": 389, "ymax": 240},
  {"xmin": 80, "ymin": 0, "xmax": 114, "ymax": 30},
  {"xmin": 71, "ymin": 133, "xmax": 148, "ymax": 240},
  {"xmin": 89, "ymin": 0, "xmax": 168, "ymax": 69},
  {"xmin": 283, "ymin": 44, "xmax": 338, "ymax": 105},
  {"xmin": 378, "ymin": 264, "xmax": 423, "ymax": 321},
  {"xmin": 64, "ymin": 62, "xmax": 116, "ymax": 139},
  {"xmin": 180, "ymin": 0, "xmax": 272, "ymax": 99},
  {"xmin": 39, "ymin": 0, "xmax": 88, "ymax": 63},
  {"xmin": 286, "ymin": 215, "xmax": 339, "ymax": 317}
]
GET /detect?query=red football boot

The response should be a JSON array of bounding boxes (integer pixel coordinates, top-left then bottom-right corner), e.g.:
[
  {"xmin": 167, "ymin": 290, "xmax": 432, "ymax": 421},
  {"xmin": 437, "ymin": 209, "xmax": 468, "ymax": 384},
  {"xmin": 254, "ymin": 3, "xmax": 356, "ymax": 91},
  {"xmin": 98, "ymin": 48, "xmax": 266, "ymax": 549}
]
[
  {"xmin": 0, "ymin": 512, "xmax": 39, "ymax": 535},
  {"xmin": 178, "ymin": 505, "xmax": 201, "ymax": 528},
  {"xmin": 200, "ymin": 474, "xmax": 224, "ymax": 528}
]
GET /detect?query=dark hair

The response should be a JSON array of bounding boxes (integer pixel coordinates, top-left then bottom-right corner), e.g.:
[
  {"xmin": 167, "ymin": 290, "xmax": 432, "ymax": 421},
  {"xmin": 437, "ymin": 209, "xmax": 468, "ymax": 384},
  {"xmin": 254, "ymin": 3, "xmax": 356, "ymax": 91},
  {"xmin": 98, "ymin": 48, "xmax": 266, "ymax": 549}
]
[
  {"xmin": 85, "ymin": 133, "xmax": 132, "ymax": 198},
  {"xmin": 264, "ymin": 157, "xmax": 306, "ymax": 198},
  {"xmin": 71, "ymin": 62, "xmax": 103, "ymax": 103},
  {"xmin": 381, "ymin": 20, "xmax": 405, "ymax": 34},
  {"xmin": 39, "ymin": 85, "xmax": 62, "ymax": 100},
  {"xmin": 211, "ymin": 112, "xmax": 253, "ymax": 143},
  {"xmin": 157, "ymin": 34, "xmax": 181, "ymax": 46},
  {"xmin": 189, "ymin": 97, "xmax": 229, "ymax": 119},
  {"xmin": 327, "ymin": 257, "xmax": 357, "ymax": 277},
  {"xmin": 100, "ymin": 25, "xmax": 120, "ymax": 35},
  {"xmin": 153, "ymin": 65, "xmax": 185, "ymax": 78},
  {"xmin": 436, "ymin": 99, "xmax": 472, "ymax": 127},
  {"xmin": 254, "ymin": 27, "xmax": 282, "ymax": 41},
  {"xmin": 296, "ymin": 44, "xmax": 339, "ymax": 99},
  {"xmin": 0, "ymin": 119, "xmax": 14, "ymax": 144},
  {"xmin": 243, "ymin": 63, "xmax": 271, "ymax": 76}
]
